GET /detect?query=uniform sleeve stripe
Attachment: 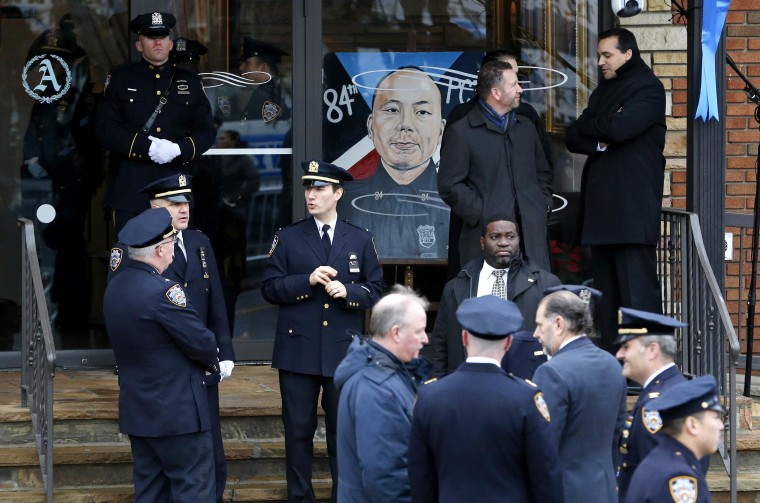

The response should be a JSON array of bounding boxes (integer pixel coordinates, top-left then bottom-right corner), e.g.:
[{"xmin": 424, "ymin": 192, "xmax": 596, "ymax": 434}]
[{"xmin": 188, "ymin": 137, "xmax": 196, "ymax": 159}]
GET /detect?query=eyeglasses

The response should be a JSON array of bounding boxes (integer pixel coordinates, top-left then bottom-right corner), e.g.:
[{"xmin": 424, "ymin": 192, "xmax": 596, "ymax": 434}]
[{"xmin": 154, "ymin": 235, "xmax": 178, "ymax": 249}]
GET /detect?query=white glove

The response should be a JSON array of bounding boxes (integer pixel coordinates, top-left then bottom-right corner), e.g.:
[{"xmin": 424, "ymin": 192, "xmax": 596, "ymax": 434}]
[
  {"xmin": 148, "ymin": 136, "xmax": 181, "ymax": 164},
  {"xmin": 219, "ymin": 360, "xmax": 235, "ymax": 380}
]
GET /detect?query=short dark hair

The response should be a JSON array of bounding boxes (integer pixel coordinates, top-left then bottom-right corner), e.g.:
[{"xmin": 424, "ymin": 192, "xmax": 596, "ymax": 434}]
[
  {"xmin": 661, "ymin": 410, "xmax": 706, "ymax": 437},
  {"xmin": 599, "ymin": 27, "xmax": 639, "ymax": 56},
  {"xmin": 481, "ymin": 50, "xmax": 518, "ymax": 66},
  {"xmin": 541, "ymin": 292, "xmax": 593, "ymax": 335},
  {"xmin": 480, "ymin": 214, "xmax": 520, "ymax": 237},
  {"xmin": 476, "ymin": 60, "xmax": 513, "ymax": 100}
]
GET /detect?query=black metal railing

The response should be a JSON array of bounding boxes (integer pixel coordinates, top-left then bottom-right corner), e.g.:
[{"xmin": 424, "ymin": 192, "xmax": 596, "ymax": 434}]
[
  {"xmin": 18, "ymin": 218, "xmax": 56, "ymax": 503},
  {"xmin": 658, "ymin": 208, "xmax": 739, "ymax": 500}
]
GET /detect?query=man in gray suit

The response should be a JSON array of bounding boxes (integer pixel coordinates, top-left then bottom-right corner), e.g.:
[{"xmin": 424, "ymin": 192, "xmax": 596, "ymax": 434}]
[{"xmin": 532, "ymin": 289, "xmax": 627, "ymax": 502}]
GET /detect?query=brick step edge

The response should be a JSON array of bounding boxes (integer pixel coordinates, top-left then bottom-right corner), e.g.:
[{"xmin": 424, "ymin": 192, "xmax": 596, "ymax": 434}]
[{"xmin": 0, "ymin": 440, "xmax": 328, "ymax": 467}]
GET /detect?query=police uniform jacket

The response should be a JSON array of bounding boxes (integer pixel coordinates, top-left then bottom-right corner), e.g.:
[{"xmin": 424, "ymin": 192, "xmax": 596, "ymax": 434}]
[
  {"xmin": 95, "ymin": 59, "xmax": 216, "ymax": 214},
  {"xmin": 532, "ymin": 336, "xmax": 628, "ymax": 503},
  {"xmin": 625, "ymin": 434, "xmax": 711, "ymax": 503},
  {"xmin": 618, "ymin": 364, "xmax": 686, "ymax": 501},
  {"xmin": 103, "ymin": 260, "xmax": 219, "ymax": 437},
  {"xmin": 261, "ymin": 217, "xmax": 384, "ymax": 377},
  {"xmin": 430, "ymin": 255, "xmax": 560, "ymax": 376},
  {"xmin": 107, "ymin": 229, "xmax": 234, "ymax": 367},
  {"xmin": 407, "ymin": 362, "xmax": 563, "ymax": 503},
  {"xmin": 500, "ymin": 331, "xmax": 547, "ymax": 379}
]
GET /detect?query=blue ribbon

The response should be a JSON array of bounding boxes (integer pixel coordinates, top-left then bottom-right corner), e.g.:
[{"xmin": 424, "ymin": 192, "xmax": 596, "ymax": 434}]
[{"xmin": 695, "ymin": 0, "xmax": 731, "ymax": 121}]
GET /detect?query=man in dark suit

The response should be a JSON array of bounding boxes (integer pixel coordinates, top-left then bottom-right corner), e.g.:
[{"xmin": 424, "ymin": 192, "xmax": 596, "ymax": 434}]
[
  {"xmin": 614, "ymin": 307, "xmax": 708, "ymax": 502},
  {"xmin": 108, "ymin": 174, "xmax": 234, "ymax": 502},
  {"xmin": 532, "ymin": 289, "xmax": 628, "ymax": 502},
  {"xmin": 626, "ymin": 375, "xmax": 724, "ymax": 503},
  {"xmin": 104, "ymin": 208, "xmax": 220, "ymax": 502},
  {"xmin": 95, "ymin": 12, "xmax": 216, "ymax": 233},
  {"xmin": 430, "ymin": 215, "xmax": 559, "ymax": 378},
  {"xmin": 262, "ymin": 160, "xmax": 384, "ymax": 502},
  {"xmin": 408, "ymin": 295, "xmax": 563, "ymax": 503}
]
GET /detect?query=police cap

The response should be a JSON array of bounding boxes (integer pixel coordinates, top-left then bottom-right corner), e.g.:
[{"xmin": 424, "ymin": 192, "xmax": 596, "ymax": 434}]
[
  {"xmin": 544, "ymin": 284, "xmax": 602, "ymax": 305},
  {"xmin": 455, "ymin": 295, "xmax": 523, "ymax": 340},
  {"xmin": 141, "ymin": 174, "xmax": 193, "ymax": 203},
  {"xmin": 301, "ymin": 160, "xmax": 353, "ymax": 187},
  {"xmin": 240, "ymin": 37, "xmax": 288, "ymax": 62},
  {"xmin": 614, "ymin": 307, "xmax": 687, "ymax": 345},
  {"xmin": 129, "ymin": 12, "xmax": 176, "ymax": 37},
  {"xmin": 118, "ymin": 208, "xmax": 176, "ymax": 248},
  {"xmin": 172, "ymin": 38, "xmax": 208, "ymax": 62},
  {"xmin": 645, "ymin": 374, "xmax": 725, "ymax": 422}
]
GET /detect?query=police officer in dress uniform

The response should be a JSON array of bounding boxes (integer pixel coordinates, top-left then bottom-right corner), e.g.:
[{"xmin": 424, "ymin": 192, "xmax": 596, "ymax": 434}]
[
  {"xmin": 407, "ymin": 296, "xmax": 563, "ymax": 503},
  {"xmin": 103, "ymin": 208, "xmax": 220, "ymax": 502},
  {"xmin": 261, "ymin": 160, "xmax": 384, "ymax": 502},
  {"xmin": 238, "ymin": 37, "xmax": 291, "ymax": 123},
  {"xmin": 108, "ymin": 174, "xmax": 234, "ymax": 502},
  {"xmin": 626, "ymin": 375, "xmax": 724, "ymax": 503},
  {"xmin": 614, "ymin": 307, "xmax": 711, "ymax": 502},
  {"xmin": 95, "ymin": 12, "xmax": 216, "ymax": 233}
]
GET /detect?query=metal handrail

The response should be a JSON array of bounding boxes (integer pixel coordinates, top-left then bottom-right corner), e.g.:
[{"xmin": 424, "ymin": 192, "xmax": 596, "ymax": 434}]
[
  {"xmin": 659, "ymin": 208, "xmax": 739, "ymax": 501},
  {"xmin": 18, "ymin": 218, "xmax": 56, "ymax": 503}
]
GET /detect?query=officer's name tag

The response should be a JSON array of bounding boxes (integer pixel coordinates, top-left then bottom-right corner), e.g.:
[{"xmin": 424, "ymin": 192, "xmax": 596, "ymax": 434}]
[{"xmin": 348, "ymin": 252, "xmax": 360, "ymax": 273}]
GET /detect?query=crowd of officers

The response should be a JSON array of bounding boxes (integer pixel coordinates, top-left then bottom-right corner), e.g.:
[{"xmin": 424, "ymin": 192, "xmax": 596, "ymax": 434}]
[{"xmin": 99, "ymin": 9, "xmax": 722, "ymax": 503}]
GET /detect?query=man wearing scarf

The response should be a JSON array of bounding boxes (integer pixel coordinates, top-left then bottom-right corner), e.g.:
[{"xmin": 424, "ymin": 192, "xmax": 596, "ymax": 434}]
[{"xmin": 565, "ymin": 27, "xmax": 666, "ymax": 354}]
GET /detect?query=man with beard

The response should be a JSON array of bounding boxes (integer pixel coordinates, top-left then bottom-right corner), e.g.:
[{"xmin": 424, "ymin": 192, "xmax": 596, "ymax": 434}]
[
  {"xmin": 340, "ymin": 67, "xmax": 449, "ymax": 259},
  {"xmin": 429, "ymin": 215, "xmax": 559, "ymax": 377}
]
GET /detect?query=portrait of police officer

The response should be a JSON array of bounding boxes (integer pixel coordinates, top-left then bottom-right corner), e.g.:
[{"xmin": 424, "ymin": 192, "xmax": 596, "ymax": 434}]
[
  {"xmin": 339, "ymin": 67, "xmax": 449, "ymax": 259},
  {"xmin": 626, "ymin": 375, "xmax": 724, "ymax": 503},
  {"xmin": 108, "ymin": 174, "xmax": 234, "ymax": 502},
  {"xmin": 262, "ymin": 160, "xmax": 384, "ymax": 502},
  {"xmin": 95, "ymin": 11, "xmax": 216, "ymax": 233},
  {"xmin": 103, "ymin": 207, "xmax": 220, "ymax": 502}
]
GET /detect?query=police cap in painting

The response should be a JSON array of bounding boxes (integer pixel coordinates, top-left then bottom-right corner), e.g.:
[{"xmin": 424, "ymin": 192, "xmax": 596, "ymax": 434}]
[
  {"xmin": 118, "ymin": 207, "xmax": 176, "ymax": 248},
  {"xmin": 141, "ymin": 174, "xmax": 193, "ymax": 203},
  {"xmin": 301, "ymin": 160, "xmax": 353, "ymax": 187},
  {"xmin": 455, "ymin": 295, "xmax": 523, "ymax": 340},
  {"xmin": 129, "ymin": 12, "xmax": 176, "ymax": 37},
  {"xmin": 614, "ymin": 307, "xmax": 687, "ymax": 345},
  {"xmin": 544, "ymin": 284, "xmax": 602, "ymax": 304},
  {"xmin": 240, "ymin": 37, "xmax": 289, "ymax": 62},
  {"xmin": 171, "ymin": 38, "xmax": 208, "ymax": 62},
  {"xmin": 644, "ymin": 374, "xmax": 725, "ymax": 422}
]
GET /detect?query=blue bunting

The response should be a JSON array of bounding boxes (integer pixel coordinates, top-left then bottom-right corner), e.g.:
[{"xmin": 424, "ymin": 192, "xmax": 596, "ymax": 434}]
[{"xmin": 695, "ymin": 0, "xmax": 732, "ymax": 121}]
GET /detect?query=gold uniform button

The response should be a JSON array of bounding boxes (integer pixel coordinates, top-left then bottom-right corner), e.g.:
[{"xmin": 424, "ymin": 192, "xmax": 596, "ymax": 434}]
[
  {"xmin": 129, "ymin": 98, "xmax": 134, "ymax": 103},
  {"xmin": 288, "ymin": 329, "xmax": 293, "ymax": 333},
  {"xmin": 323, "ymin": 321, "xmax": 328, "ymax": 326},
  {"xmin": 156, "ymin": 127, "xmax": 161, "ymax": 132},
  {"xmin": 156, "ymin": 73, "xmax": 161, "ymax": 78},
  {"xmin": 157, "ymin": 90, "xmax": 161, "ymax": 95},
  {"xmin": 324, "ymin": 304, "xmax": 329, "ymax": 309},
  {"xmin": 184, "ymin": 283, "xmax": 188, "ymax": 287}
]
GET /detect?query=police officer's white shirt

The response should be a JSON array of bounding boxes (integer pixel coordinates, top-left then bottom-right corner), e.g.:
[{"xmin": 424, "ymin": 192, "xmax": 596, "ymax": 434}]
[
  {"xmin": 477, "ymin": 261, "xmax": 508, "ymax": 298},
  {"xmin": 314, "ymin": 217, "xmax": 337, "ymax": 243},
  {"xmin": 466, "ymin": 356, "xmax": 501, "ymax": 367},
  {"xmin": 176, "ymin": 230, "xmax": 187, "ymax": 259},
  {"xmin": 643, "ymin": 362, "xmax": 677, "ymax": 389}
]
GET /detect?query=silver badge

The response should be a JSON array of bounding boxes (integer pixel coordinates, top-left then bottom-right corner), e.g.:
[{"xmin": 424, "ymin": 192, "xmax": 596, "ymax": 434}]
[
  {"xmin": 416, "ymin": 224, "xmax": 436, "ymax": 249},
  {"xmin": 151, "ymin": 12, "xmax": 163, "ymax": 25}
]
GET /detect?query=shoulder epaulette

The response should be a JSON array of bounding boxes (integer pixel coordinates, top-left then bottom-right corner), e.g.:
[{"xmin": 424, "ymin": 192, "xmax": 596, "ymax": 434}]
[{"xmin": 341, "ymin": 219, "xmax": 371, "ymax": 233}]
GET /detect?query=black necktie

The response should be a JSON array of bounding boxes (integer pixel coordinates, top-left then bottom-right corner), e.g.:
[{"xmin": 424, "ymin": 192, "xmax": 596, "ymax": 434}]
[
  {"xmin": 174, "ymin": 239, "xmax": 187, "ymax": 274},
  {"xmin": 322, "ymin": 224, "xmax": 331, "ymax": 259}
]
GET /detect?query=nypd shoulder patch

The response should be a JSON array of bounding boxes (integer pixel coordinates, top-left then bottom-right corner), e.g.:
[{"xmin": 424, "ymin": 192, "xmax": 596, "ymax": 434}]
[
  {"xmin": 669, "ymin": 476, "xmax": 697, "ymax": 503},
  {"xmin": 166, "ymin": 284, "xmax": 187, "ymax": 307},
  {"xmin": 109, "ymin": 247, "xmax": 124, "ymax": 271},
  {"xmin": 534, "ymin": 392, "xmax": 551, "ymax": 422},
  {"xmin": 642, "ymin": 408, "xmax": 663, "ymax": 434}
]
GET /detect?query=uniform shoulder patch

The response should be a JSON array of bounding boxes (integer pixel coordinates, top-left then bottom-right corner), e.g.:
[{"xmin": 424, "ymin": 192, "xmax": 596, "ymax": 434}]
[
  {"xmin": 342, "ymin": 219, "xmax": 371, "ymax": 233},
  {"xmin": 642, "ymin": 408, "xmax": 663, "ymax": 434},
  {"xmin": 166, "ymin": 284, "xmax": 187, "ymax": 307},
  {"xmin": 109, "ymin": 247, "xmax": 124, "ymax": 271},
  {"xmin": 534, "ymin": 391, "xmax": 551, "ymax": 422},
  {"xmin": 268, "ymin": 234, "xmax": 279, "ymax": 257},
  {"xmin": 669, "ymin": 476, "xmax": 697, "ymax": 503}
]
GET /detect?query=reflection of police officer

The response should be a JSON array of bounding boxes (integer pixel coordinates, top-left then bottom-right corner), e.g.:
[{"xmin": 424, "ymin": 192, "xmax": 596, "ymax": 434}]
[
  {"xmin": 626, "ymin": 375, "xmax": 724, "ymax": 503},
  {"xmin": 261, "ymin": 160, "xmax": 384, "ymax": 502},
  {"xmin": 95, "ymin": 12, "xmax": 216, "ymax": 233},
  {"xmin": 104, "ymin": 207, "xmax": 220, "ymax": 502},
  {"xmin": 171, "ymin": 37, "xmax": 207, "ymax": 72},
  {"xmin": 408, "ymin": 296, "xmax": 563, "ymax": 502},
  {"xmin": 108, "ymin": 174, "xmax": 234, "ymax": 502},
  {"xmin": 238, "ymin": 37, "xmax": 291, "ymax": 123}
]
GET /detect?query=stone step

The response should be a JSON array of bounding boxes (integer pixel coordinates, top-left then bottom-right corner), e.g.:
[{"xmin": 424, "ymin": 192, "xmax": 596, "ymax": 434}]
[
  {"xmin": 0, "ymin": 441, "xmax": 329, "ymax": 489},
  {"xmin": 0, "ymin": 478, "xmax": 332, "ymax": 502}
]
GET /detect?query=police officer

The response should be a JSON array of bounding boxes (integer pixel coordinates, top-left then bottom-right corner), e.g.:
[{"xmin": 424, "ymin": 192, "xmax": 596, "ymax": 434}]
[
  {"xmin": 95, "ymin": 11, "xmax": 216, "ymax": 233},
  {"xmin": 614, "ymin": 307, "xmax": 710, "ymax": 502},
  {"xmin": 261, "ymin": 160, "xmax": 384, "ymax": 502},
  {"xmin": 238, "ymin": 37, "xmax": 291, "ymax": 123},
  {"xmin": 103, "ymin": 207, "xmax": 220, "ymax": 502},
  {"xmin": 108, "ymin": 174, "xmax": 234, "ymax": 502},
  {"xmin": 626, "ymin": 375, "xmax": 724, "ymax": 503},
  {"xmin": 408, "ymin": 296, "xmax": 564, "ymax": 503}
]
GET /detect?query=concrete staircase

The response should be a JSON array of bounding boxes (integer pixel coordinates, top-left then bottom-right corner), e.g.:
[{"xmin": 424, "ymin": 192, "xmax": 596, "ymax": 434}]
[{"xmin": 0, "ymin": 367, "xmax": 331, "ymax": 502}]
